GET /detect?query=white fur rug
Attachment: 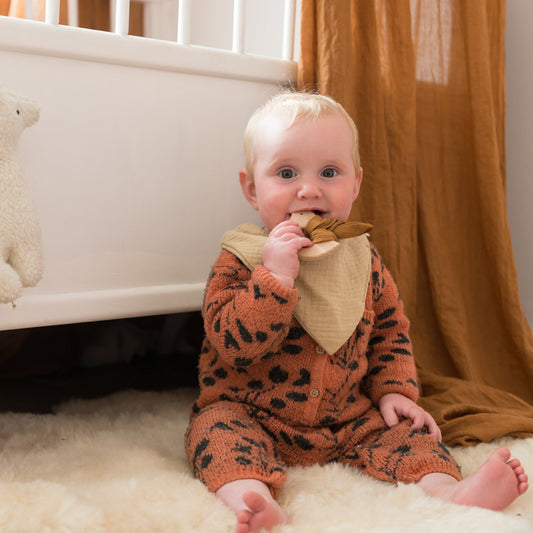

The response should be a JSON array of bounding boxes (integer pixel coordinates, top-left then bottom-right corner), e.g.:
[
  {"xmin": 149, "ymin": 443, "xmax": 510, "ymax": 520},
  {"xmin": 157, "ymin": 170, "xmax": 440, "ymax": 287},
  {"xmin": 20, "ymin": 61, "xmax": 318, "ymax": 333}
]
[{"xmin": 0, "ymin": 387, "xmax": 532, "ymax": 533}]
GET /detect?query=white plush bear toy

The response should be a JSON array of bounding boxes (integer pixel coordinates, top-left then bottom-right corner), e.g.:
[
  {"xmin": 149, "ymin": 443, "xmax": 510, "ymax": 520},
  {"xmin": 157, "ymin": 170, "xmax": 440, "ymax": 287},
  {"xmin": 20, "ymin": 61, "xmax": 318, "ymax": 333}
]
[{"xmin": 0, "ymin": 89, "xmax": 42, "ymax": 304}]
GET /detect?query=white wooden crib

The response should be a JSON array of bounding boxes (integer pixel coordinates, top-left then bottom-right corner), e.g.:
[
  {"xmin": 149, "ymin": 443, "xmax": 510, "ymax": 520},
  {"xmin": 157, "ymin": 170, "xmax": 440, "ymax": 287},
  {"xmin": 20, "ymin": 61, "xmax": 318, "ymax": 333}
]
[{"xmin": 0, "ymin": 1, "xmax": 298, "ymax": 331}]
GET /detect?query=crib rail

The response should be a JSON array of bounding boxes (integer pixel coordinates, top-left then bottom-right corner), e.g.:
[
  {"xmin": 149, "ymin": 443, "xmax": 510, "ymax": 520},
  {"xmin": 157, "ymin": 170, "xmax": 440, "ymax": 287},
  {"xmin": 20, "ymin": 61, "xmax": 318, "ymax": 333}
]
[
  {"xmin": 0, "ymin": 16, "xmax": 296, "ymax": 84},
  {"xmin": 3, "ymin": 0, "xmax": 299, "ymax": 81},
  {"xmin": 19, "ymin": 0, "xmax": 298, "ymax": 62}
]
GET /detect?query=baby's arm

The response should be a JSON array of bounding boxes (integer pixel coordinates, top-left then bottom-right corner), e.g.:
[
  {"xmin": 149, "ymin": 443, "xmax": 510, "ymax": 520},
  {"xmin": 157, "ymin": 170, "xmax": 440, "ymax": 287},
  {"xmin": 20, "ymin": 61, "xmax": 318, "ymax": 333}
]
[
  {"xmin": 362, "ymin": 246, "xmax": 439, "ymax": 432},
  {"xmin": 364, "ymin": 246, "xmax": 419, "ymax": 401},
  {"xmin": 262, "ymin": 220, "xmax": 313, "ymax": 288},
  {"xmin": 203, "ymin": 249, "xmax": 300, "ymax": 367},
  {"xmin": 379, "ymin": 392, "xmax": 442, "ymax": 441}
]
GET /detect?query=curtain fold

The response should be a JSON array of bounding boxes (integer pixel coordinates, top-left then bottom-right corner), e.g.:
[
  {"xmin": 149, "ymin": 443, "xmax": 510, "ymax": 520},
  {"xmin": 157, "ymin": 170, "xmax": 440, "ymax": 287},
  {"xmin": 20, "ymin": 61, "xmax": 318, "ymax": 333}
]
[
  {"xmin": 299, "ymin": 0, "xmax": 533, "ymax": 445},
  {"xmin": 0, "ymin": 0, "xmax": 9, "ymax": 16}
]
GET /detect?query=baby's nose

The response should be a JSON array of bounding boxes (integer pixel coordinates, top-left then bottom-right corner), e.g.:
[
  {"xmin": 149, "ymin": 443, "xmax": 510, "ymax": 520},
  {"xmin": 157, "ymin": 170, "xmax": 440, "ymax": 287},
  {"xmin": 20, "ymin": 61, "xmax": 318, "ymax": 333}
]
[{"xmin": 297, "ymin": 179, "xmax": 321, "ymax": 198}]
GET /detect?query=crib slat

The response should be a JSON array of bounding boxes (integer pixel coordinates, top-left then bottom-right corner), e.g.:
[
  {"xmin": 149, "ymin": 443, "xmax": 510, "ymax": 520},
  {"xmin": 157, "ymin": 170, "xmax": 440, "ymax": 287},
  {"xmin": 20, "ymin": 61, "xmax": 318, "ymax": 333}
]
[
  {"xmin": 68, "ymin": 0, "xmax": 79, "ymax": 27},
  {"xmin": 115, "ymin": 0, "xmax": 130, "ymax": 35},
  {"xmin": 45, "ymin": 0, "xmax": 60, "ymax": 25},
  {"xmin": 232, "ymin": 0, "xmax": 245, "ymax": 54},
  {"xmin": 24, "ymin": 0, "xmax": 33, "ymax": 20},
  {"xmin": 177, "ymin": 0, "xmax": 192, "ymax": 45},
  {"xmin": 282, "ymin": 0, "xmax": 296, "ymax": 61}
]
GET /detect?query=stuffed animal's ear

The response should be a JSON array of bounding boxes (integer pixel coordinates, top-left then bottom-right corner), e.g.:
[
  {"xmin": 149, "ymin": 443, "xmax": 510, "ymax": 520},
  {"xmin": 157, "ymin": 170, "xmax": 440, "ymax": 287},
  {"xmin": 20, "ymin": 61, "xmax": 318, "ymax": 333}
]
[{"xmin": 0, "ymin": 90, "xmax": 40, "ymax": 137}]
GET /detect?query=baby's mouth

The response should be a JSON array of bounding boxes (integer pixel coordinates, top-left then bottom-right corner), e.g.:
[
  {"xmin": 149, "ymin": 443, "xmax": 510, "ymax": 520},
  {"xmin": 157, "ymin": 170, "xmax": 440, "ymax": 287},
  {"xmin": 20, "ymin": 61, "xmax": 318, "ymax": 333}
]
[{"xmin": 291, "ymin": 209, "xmax": 324, "ymax": 217}]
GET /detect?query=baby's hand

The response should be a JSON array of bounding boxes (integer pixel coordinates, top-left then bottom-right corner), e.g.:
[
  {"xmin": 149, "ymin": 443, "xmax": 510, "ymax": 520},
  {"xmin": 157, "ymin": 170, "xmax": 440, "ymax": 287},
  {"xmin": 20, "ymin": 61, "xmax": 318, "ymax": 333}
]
[
  {"xmin": 263, "ymin": 221, "xmax": 313, "ymax": 288},
  {"xmin": 379, "ymin": 393, "xmax": 442, "ymax": 441}
]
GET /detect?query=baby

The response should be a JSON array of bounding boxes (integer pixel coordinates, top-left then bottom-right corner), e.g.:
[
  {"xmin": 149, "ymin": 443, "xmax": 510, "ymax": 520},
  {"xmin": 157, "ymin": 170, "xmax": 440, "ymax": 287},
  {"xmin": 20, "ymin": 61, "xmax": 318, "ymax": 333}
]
[{"xmin": 185, "ymin": 92, "xmax": 528, "ymax": 533}]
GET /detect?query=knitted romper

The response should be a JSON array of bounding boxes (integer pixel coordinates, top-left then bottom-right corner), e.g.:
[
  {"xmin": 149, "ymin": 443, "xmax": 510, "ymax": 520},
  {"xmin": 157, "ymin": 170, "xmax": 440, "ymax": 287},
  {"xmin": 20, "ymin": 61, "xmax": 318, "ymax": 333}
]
[{"xmin": 185, "ymin": 243, "xmax": 462, "ymax": 497}]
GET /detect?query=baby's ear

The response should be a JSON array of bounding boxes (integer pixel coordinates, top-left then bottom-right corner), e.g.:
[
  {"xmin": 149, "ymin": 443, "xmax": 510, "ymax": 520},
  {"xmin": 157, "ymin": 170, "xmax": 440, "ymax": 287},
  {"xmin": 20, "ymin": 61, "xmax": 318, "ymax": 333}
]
[
  {"xmin": 239, "ymin": 168, "xmax": 258, "ymax": 210},
  {"xmin": 352, "ymin": 166, "xmax": 363, "ymax": 203}
]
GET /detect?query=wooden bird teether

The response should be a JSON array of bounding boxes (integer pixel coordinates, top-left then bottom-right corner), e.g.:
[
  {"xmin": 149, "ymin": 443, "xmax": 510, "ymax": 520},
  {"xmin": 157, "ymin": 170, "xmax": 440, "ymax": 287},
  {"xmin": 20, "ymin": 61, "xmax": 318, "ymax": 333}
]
[
  {"xmin": 290, "ymin": 212, "xmax": 373, "ymax": 261},
  {"xmin": 290, "ymin": 212, "xmax": 340, "ymax": 260}
]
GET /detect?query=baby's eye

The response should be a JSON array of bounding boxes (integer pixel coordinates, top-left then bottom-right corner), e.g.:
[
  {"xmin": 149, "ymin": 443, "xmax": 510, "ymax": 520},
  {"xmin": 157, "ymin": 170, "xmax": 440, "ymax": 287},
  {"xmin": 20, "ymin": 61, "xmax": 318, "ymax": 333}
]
[
  {"xmin": 321, "ymin": 168, "xmax": 338, "ymax": 178},
  {"xmin": 279, "ymin": 169, "xmax": 296, "ymax": 179}
]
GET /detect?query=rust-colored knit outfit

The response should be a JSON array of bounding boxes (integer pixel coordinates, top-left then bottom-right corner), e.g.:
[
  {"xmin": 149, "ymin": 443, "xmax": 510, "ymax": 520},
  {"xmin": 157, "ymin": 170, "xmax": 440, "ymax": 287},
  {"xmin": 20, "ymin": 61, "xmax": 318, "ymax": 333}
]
[{"xmin": 185, "ymin": 242, "xmax": 461, "ymax": 496}]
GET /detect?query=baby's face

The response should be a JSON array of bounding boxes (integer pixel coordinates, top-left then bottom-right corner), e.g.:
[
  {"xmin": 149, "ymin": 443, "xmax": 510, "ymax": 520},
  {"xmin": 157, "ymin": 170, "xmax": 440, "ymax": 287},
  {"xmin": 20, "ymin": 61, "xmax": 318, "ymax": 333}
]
[{"xmin": 240, "ymin": 112, "xmax": 361, "ymax": 232}]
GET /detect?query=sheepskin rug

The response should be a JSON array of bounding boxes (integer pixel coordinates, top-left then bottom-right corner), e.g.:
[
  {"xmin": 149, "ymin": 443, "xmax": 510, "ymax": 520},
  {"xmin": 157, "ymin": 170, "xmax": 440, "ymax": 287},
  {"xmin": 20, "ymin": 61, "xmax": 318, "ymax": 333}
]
[{"xmin": 0, "ymin": 387, "xmax": 532, "ymax": 533}]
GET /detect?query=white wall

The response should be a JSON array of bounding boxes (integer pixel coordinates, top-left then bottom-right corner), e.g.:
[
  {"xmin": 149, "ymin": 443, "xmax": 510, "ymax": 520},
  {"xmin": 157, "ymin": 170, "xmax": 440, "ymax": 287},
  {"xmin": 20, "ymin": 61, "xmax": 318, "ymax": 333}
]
[{"xmin": 505, "ymin": 0, "xmax": 533, "ymax": 329}]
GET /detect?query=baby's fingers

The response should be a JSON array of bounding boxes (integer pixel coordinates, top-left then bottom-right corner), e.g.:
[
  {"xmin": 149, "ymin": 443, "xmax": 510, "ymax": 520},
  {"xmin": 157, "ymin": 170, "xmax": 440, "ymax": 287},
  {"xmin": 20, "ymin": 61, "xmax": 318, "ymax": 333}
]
[
  {"xmin": 407, "ymin": 410, "xmax": 426, "ymax": 431},
  {"xmin": 423, "ymin": 416, "xmax": 442, "ymax": 441},
  {"xmin": 381, "ymin": 406, "xmax": 400, "ymax": 428},
  {"xmin": 409, "ymin": 410, "xmax": 442, "ymax": 441},
  {"xmin": 269, "ymin": 220, "xmax": 303, "ymax": 237}
]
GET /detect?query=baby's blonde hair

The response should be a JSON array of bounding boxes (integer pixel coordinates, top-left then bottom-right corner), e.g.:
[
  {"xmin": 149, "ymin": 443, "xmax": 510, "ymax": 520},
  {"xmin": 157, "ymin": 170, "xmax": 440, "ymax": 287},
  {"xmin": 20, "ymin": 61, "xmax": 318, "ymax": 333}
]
[{"xmin": 243, "ymin": 91, "xmax": 360, "ymax": 181}]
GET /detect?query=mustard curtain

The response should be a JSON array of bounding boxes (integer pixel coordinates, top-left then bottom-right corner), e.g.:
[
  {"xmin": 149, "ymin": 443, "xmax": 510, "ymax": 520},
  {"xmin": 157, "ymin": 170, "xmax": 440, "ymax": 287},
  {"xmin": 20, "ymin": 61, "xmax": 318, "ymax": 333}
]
[
  {"xmin": 0, "ymin": 0, "xmax": 10, "ymax": 16},
  {"xmin": 299, "ymin": 0, "xmax": 533, "ymax": 445}
]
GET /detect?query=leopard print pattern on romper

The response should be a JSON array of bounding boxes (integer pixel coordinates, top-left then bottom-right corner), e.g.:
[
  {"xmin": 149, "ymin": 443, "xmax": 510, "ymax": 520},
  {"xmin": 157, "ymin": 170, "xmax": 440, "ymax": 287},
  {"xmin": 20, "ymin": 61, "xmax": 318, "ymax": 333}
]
[{"xmin": 185, "ymin": 243, "xmax": 461, "ymax": 494}]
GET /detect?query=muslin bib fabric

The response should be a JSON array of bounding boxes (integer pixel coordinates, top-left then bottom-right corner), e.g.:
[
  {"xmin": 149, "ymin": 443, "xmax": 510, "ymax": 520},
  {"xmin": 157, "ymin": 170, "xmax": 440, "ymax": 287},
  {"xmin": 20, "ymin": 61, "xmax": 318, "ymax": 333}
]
[{"xmin": 221, "ymin": 224, "xmax": 371, "ymax": 354}]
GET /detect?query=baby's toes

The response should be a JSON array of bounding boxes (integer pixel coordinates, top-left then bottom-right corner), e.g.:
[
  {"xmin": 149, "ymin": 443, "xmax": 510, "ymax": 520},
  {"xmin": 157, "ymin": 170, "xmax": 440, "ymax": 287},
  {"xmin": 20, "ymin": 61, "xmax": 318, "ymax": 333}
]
[{"xmin": 235, "ymin": 510, "xmax": 252, "ymax": 533}]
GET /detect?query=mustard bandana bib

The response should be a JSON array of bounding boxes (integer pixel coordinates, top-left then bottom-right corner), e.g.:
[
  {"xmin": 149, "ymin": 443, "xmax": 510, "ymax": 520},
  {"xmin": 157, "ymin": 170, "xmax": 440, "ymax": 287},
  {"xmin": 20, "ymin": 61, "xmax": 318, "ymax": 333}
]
[{"xmin": 221, "ymin": 224, "xmax": 371, "ymax": 355}]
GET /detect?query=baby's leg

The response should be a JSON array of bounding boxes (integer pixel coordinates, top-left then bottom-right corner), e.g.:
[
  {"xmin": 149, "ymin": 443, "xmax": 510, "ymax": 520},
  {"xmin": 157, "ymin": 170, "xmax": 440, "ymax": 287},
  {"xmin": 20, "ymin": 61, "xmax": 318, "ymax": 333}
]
[
  {"xmin": 185, "ymin": 402, "xmax": 289, "ymax": 532},
  {"xmin": 339, "ymin": 416, "xmax": 462, "ymax": 485},
  {"xmin": 217, "ymin": 479, "xmax": 289, "ymax": 533},
  {"xmin": 417, "ymin": 447, "xmax": 528, "ymax": 511}
]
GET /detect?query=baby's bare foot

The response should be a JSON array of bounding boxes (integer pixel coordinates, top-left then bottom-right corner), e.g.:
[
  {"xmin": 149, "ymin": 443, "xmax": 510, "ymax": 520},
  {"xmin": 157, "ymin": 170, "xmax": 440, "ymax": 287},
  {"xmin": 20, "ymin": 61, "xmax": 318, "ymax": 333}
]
[
  {"xmin": 420, "ymin": 447, "xmax": 528, "ymax": 511},
  {"xmin": 235, "ymin": 492, "xmax": 288, "ymax": 533},
  {"xmin": 216, "ymin": 479, "xmax": 288, "ymax": 533},
  {"xmin": 452, "ymin": 448, "xmax": 528, "ymax": 510}
]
